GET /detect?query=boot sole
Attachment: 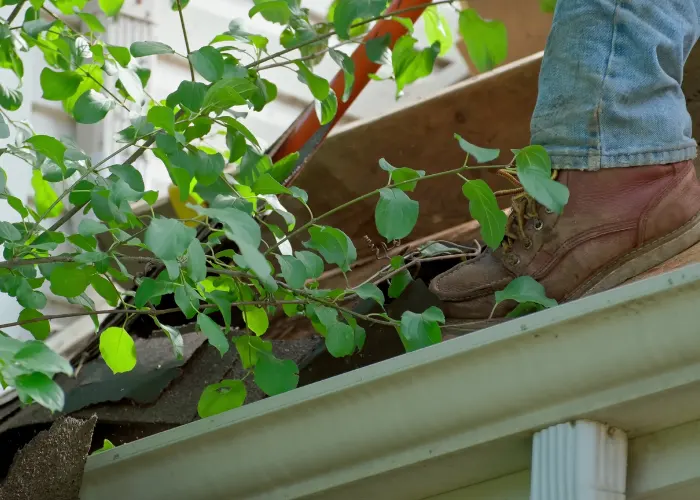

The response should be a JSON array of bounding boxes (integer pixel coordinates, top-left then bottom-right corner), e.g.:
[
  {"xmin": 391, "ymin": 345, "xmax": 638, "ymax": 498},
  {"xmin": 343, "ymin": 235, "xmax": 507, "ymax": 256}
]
[{"xmin": 441, "ymin": 211, "xmax": 700, "ymax": 337}]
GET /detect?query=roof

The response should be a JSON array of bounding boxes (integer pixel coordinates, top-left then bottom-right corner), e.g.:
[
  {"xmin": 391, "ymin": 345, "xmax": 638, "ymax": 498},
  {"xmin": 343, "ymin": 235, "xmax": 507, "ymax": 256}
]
[{"xmin": 78, "ymin": 263, "xmax": 700, "ymax": 499}]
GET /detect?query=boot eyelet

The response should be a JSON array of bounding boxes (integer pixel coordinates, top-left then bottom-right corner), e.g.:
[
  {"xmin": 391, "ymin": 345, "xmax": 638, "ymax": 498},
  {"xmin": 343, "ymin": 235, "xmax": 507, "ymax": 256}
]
[
  {"xmin": 523, "ymin": 238, "xmax": 532, "ymax": 249},
  {"xmin": 533, "ymin": 219, "xmax": 543, "ymax": 231},
  {"xmin": 510, "ymin": 255, "xmax": 521, "ymax": 266}
]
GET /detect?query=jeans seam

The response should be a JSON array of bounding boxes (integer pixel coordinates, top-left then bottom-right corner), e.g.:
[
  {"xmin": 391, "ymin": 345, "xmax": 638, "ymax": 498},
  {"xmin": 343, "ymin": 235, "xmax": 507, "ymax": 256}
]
[{"xmin": 593, "ymin": 0, "xmax": 625, "ymax": 168}]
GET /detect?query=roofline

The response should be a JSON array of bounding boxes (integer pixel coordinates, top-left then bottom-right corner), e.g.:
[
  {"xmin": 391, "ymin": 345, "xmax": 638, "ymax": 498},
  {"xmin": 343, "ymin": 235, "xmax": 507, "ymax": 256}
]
[{"xmin": 81, "ymin": 263, "xmax": 700, "ymax": 499}]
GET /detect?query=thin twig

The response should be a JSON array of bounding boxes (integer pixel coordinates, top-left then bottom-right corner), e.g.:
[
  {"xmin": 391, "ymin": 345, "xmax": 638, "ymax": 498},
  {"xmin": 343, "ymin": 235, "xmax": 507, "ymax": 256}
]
[
  {"xmin": 265, "ymin": 164, "xmax": 471, "ymax": 255},
  {"xmin": 0, "ymin": 299, "xmax": 308, "ymax": 329},
  {"xmin": 247, "ymin": 0, "xmax": 456, "ymax": 69},
  {"xmin": 7, "ymin": 1, "xmax": 24, "ymax": 23},
  {"xmin": 176, "ymin": 0, "xmax": 196, "ymax": 82}
]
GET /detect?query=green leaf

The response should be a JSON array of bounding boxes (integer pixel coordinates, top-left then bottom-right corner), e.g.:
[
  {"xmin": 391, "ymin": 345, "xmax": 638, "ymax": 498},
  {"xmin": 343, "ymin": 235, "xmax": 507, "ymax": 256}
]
[
  {"xmin": 18, "ymin": 309, "xmax": 50, "ymax": 340},
  {"xmin": 189, "ymin": 46, "xmax": 224, "ymax": 82},
  {"xmin": 234, "ymin": 335, "xmax": 272, "ymax": 369},
  {"xmin": 147, "ymin": 106, "xmax": 175, "ymax": 135},
  {"xmin": 0, "ymin": 221, "xmax": 20, "ymax": 241},
  {"xmin": 145, "ymin": 218, "xmax": 197, "ymax": 262},
  {"xmin": 130, "ymin": 41, "xmax": 175, "ymax": 57},
  {"xmin": 242, "ymin": 306, "xmax": 268, "ymax": 336},
  {"xmin": 14, "ymin": 341, "xmax": 73, "ymax": 375},
  {"xmin": 424, "ymin": 6, "xmax": 453, "ymax": 57},
  {"xmin": 540, "ymin": 0, "xmax": 557, "ymax": 13},
  {"xmin": 506, "ymin": 301, "xmax": 546, "ymax": 318},
  {"xmin": 304, "ymin": 226, "xmax": 356, "ymax": 272},
  {"xmin": 366, "ymin": 33, "xmax": 391, "ymax": 64},
  {"xmin": 0, "ymin": 83, "xmax": 22, "ymax": 111},
  {"xmin": 167, "ymin": 80, "xmax": 208, "ymax": 112},
  {"xmin": 0, "ymin": 115, "xmax": 8, "ymax": 139},
  {"xmin": 329, "ymin": 48, "xmax": 354, "ymax": 101},
  {"xmin": 78, "ymin": 219, "xmax": 108, "ymax": 237},
  {"xmin": 392, "ymin": 35, "xmax": 440, "ymax": 96},
  {"xmin": 91, "ymin": 275, "xmax": 119, "ymax": 307},
  {"xmin": 495, "ymin": 276, "xmax": 557, "ymax": 309},
  {"xmin": 206, "ymin": 291, "xmax": 231, "ymax": 331},
  {"xmin": 16, "ymin": 281, "xmax": 47, "ymax": 310},
  {"xmin": 26, "ymin": 135, "xmax": 66, "ymax": 171},
  {"xmin": 91, "ymin": 439, "xmax": 115, "ymax": 455},
  {"xmin": 375, "ymin": 187, "xmax": 419, "ymax": 241},
  {"xmin": 391, "ymin": 16, "xmax": 414, "ymax": 33},
  {"xmin": 186, "ymin": 239, "xmax": 207, "ymax": 283},
  {"xmin": 193, "ymin": 151, "xmax": 225, "ymax": 185},
  {"xmin": 462, "ymin": 180, "xmax": 507, "ymax": 249},
  {"xmin": 354, "ymin": 283, "xmax": 384, "ymax": 306},
  {"xmin": 388, "ymin": 269, "xmax": 412, "ymax": 298},
  {"xmin": 333, "ymin": 0, "xmax": 386, "ymax": 39},
  {"xmin": 40, "ymin": 69, "xmax": 82, "ymax": 101},
  {"xmin": 14, "ymin": 373, "xmax": 64, "ymax": 413},
  {"xmin": 513, "ymin": 145, "xmax": 570, "ymax": 213},
  {"xmin": 23, "ymin": 19, "xmax": 56, "ymax": 38},
  {"xmin": 111, "ymin": 163, "xmax": 145, "ymax": 192},
  {"xmin": 459, "ymin": 8, "xmax": 507, "ymax": 73},
  {"xmin": 154, "ymin": 318, "xmax": 185, "ymax": 359},
  {"xmin": 326, "ymin": 321, "xmax": 354, "ymax": 357},
  {"xmin": 73, "ymin": 90, "xmax": 114, "ymax": 124},
  {"xmin": 315, "ymin": 89, "xmax": 337, "ymax": 125},
  {"xmin": 295, "ymin": 61, "xmax": 329, "ymax": 100},
  {"xmin": 49, "ymin": 264, "xmax": 91, "ymax": 298},
  {"xmin": 249, "ymin": 0, "xmax": 291, "ymax": 24},
  {"xmin": 99, "ymin": 0, "xmax": 124, "ymax": 16},
  {"xmin": 31, "ymin": 170, "xmax": 62, "ymax": 217},
  {"xmin": 295, "ymin": 250, "xmax": 324, "ymax": 279},
  {"xmin": 107, "ymin": 45, "xmax": 131, "ymax": 67},
  {"xmin": 197, "ymin": 379, "xmax": 246, "ymax": 418},
  {"xmin": 202, "ymin": 77, "xmax": 257, "ymax": 112},
  {"xmin": 192, "ymin": 206, "xmax": 261, "ymax": 248},
  {"xmin": 174, "ymin": 284, "xmax": 197, "ymax": 317},
  {"xmin": 454, "ymin": 133, "xmax": 500, "ymax": 163},
  {"xmin": 134, "ymin": 278, "xmax": 174, "ymax": 308},
  {"xmin": 78, "ymin": 12, "xmax": 106, "ymax": 32},
  {"xmin": 196, "ymin": 313, "xmax": 229, "ymax": 356},
  {"xmin": 252, "ymin": 173, "xmax": 291, "ymax": 195},
  {"xmin": 254, "ymin": 352, "xmax": 299, "ymax": 396},
  {"xmin": 275, "ymin": 255, "xmax": 307, "ymax": 289},
  {"xmin": 99, "ymin": 326, "xmax": 137, "ymax": 374},
  {"xmin": 398, "ymin": 306, "xmax": 444, "ymax": 352}
]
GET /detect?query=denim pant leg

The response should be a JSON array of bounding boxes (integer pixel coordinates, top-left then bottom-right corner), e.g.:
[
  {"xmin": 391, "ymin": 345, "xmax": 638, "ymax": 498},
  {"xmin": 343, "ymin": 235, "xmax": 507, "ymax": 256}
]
[{"xmin": 531, "ymin": 0, "xmax": 700, "ymax": 170}]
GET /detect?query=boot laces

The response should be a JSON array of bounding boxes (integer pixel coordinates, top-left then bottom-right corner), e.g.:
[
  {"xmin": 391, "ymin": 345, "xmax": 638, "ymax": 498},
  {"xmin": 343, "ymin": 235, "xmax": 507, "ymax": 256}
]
[{"xmin": 495, "ymin": 169, "xmax": 558, "ymax": 252}]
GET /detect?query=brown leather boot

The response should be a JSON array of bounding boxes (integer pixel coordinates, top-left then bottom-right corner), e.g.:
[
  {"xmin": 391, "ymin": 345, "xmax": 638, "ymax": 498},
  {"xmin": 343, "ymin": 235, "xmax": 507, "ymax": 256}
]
[{"xmin": 429, "ymin": 160, "xmax": 700, "ymax": 321}]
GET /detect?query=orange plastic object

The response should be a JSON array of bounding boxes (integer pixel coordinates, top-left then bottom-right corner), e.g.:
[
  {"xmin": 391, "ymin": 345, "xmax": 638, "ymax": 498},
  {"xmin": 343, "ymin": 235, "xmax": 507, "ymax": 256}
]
[{"xmin": 273, "ymin": 0, "xmax": 434, "ymax": 185}]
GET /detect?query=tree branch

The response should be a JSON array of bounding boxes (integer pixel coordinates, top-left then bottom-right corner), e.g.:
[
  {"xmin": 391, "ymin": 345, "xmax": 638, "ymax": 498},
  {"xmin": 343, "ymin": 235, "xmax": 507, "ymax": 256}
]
[
  {"xmin": 7, "ymin": 1, "xmax": 25, "ymax": 23},
  {"xmin": 176, "ymin": 0, "xmax": 196, "ymax": 82},
  {"xmin": 0, "ymin": 299, "xmax": 308, "ymax": 330},
  {"xmin": 247, "ymin": 0, "xmax": 457, "ymax": 69}
]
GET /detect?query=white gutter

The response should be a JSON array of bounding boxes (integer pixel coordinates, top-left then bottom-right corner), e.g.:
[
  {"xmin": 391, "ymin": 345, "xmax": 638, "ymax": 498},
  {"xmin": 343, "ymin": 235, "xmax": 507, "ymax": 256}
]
[{"xmin": 81, "ymin": 264, "xmax": 700, "ymax": 500}]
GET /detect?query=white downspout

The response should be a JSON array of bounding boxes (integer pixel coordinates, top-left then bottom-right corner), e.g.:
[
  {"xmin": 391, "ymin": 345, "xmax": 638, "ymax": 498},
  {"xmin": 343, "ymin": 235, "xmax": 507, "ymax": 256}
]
[{"xmin": 530, "ymin": 420, "xmax": 628, "ymax": 500}]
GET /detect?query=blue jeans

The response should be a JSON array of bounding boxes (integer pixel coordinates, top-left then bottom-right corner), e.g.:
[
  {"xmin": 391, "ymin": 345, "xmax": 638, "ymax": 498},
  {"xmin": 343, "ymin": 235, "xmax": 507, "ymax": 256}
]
[{"xmin": 531, "ymin": 0, "xmax": 700, "ymax": 170}]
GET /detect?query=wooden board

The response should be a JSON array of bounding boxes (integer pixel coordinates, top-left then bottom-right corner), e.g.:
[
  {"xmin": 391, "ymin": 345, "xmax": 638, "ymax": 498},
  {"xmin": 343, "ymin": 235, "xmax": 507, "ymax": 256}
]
[{"xmin": 290, "ymin": 53, "xmax": 544, "ymax": 258}]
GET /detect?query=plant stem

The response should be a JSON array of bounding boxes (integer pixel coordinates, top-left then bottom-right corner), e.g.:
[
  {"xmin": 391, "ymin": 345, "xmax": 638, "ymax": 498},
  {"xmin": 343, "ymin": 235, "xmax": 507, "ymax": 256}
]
[
  {"xmin": 265, "ymin": 164, "xmax": 469, "ymax": 255},
  {"xmin": 0, "ymin": 300, "xmax": 309, "ymax": 330},
  {"xmin": 247, "ymin": 0, "xmax": 456, "ymax": 69},
  {"xmin": 7, "ymin": 1, "xmax": 24, "ymax": 23},
  {"xmin": 176, "ymin": 0, "xmax": 196, "ymax": 82},
  {"xmin": 0, "ymin": 254, "xmax": 157, "ymax": 270}
]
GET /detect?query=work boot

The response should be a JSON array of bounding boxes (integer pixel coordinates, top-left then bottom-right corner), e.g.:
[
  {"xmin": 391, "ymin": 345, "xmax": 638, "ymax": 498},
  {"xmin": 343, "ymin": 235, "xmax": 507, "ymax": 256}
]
[{"xmin": 429, "ymin": 160, "xmax": 700, "ymax": 320}]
